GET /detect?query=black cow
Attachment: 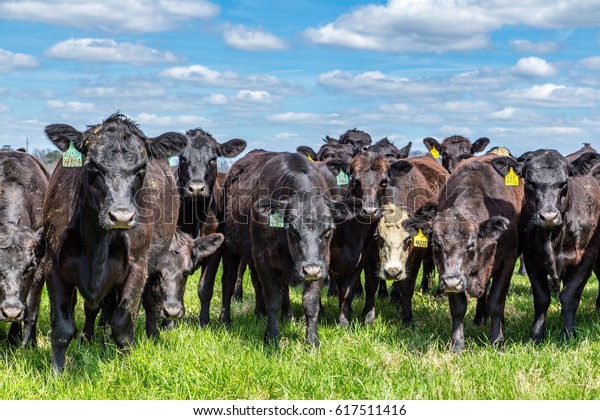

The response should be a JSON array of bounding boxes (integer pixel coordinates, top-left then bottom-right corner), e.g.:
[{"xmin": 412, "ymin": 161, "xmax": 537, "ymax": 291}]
[
  {"xmin": 296, "ymin": 136, "xmax": 355, "ymax": 163},
  {"xmin": 405, "ymin": 154, "xmax": 523, "ymax": 351},
  {"xmin": 492, "ymin": 150, "xmax": 600, "ymax": 342},
  {"xmin": 367, "ymin": 138, "xmax": 412, "ymax": 159},
  {"xmin": 41, "ymin": 113, "xmax": 186, "ymax": 372},
  {"xmin": 0, "ymin": 151, "xmax": 48, "ymax": 345},
  {"xmin": 423, "ymin": 135, "xmax": 489, "ymax": 172},
  {"xmin": 338, "ymin": 128, "xmax": 372, "ymax": 153},
  {"xmin": 220, "ymin": 151, "xmax": 356, "ymax": 345}
]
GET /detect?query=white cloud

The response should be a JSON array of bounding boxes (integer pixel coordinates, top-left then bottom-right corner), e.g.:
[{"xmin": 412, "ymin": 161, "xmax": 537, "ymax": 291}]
[
  {"xmin": 509, "ymin": 40, "xmax": 558, "ymax": 54},
  {"xmin": 45, "ymin": 38, "xmax": 180, "ymax": 66},
  {"xmin": 46, "ymin": 100, "xmax": 97, "ymax": 113},
  {"xmin": 579, "ymin": 56, "xmax": 600, "ymax": 70},
  {"xmin": 224, "ymin": 25, "xmax": 285, "ymax": 51},
  {"xmin": 512, "ymin": 57, "xmax": 557, "ymax": 77},
  {"xmin": 498, "ymin": 83, "xmax": 600, "ymax": 108},
  {"xmin": 136, "ymin": 113, "xmax": 211, "ymax": 128},
  {"xmin": 267, "ymin": 112, "xmax": 348, "ymax": 126},
  {"xmin": 0, "ymin": 0, "xmax": 219, "ymax": 34},
  {"xmin": 160, "ymin": 64, "xmax": 304, "ymax": 94},
  {"xmin": 0, "ymin": 104, "xmax": 9, "ymax": 113},
  {"xmin": 304, "ymin": 0, "xmax": 600, "ymax": 53},
  {"xmin": 77, "ymin": 85, "xmax": 167, "ymax": 99},
  {"xmin": 234, "ymin": 90, "xmax": 273, "ymax": 103},
  {"xmin": 0, "ymin": 48, "xmax": 38, "ymax": 74}
]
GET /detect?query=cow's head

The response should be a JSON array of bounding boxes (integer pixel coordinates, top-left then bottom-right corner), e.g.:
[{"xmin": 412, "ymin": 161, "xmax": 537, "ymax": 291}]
[
  {"xmin": 256, "ymin": 191, "xmax": 357, "ymax": 282},
  {"xmin": 297, "ymin": 138, "xmax": 355, "ymax": 163},
  {"xmin": 349, "ymin": 152, "xmax": 391, "ymax": 220},
  {"xmin": 178, "ymin": 128, "xmax": 246, "ymax": 199},
  {"xmin": 423, "ymin": 135, "xmax": 489, "ymax": 172},
  {"xmin": 368, "ymin": 138, "xmax": 412, "ymax": 159},
  {"xmin": 152, "ymin": 231, "xmax": 223, "ymax": 321},
  {"xmin": 46, "ymin": 113, "xmax": 187, "ymax": 230},
  {"xmin": 339, "ymin": 128, "xmax": 372, "ymax": 153},
  {"xmin": 377, "ymin": 204, "xmax": 411, "ymax": 281},
  {"xmin": 404, "ymin": 206, "xmax": 508, "ymax": 297},
  {"xmin": 492, "ymin": 150, "xmax": 600, "ymax": 229},
  {"xmin": 0, "ymin": 224, "xmax": 44, "ymax": 322}
]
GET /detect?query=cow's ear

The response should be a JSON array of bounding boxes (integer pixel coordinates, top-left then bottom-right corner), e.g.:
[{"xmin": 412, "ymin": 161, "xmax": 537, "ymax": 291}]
[
  {"xmin": 146, "ymin": 132, "xmax": 187, "ymax": 159},
  {"xmin": 402, "ymin": 215, "xmax": 432, "ymax": 237},
  {"xmin": 570, "ymin": 152, "xmax": 600, "ymax": 176},
  {"xmin": 332, "ymin": 197, "xmax": 361, "ymax": 223},
  {"xmin": 471, "ymin": 137, "xmax": 490, "ymax": 153},
  {"xmin": 219, "ymin": 139, "xmax": 247, "ymax": 158},
  {"xmin": 414, "ymin": 202, "xmax": 438, "ymax": 222},
  {"xmin": 397, "ymin": 141, "xmax": 412, "ymax": 159},
  {"xmin": 45, "ymin": 124, "xmax": 84, "ymax": 152},
  {"xmin": 388, "ymin": 159, "xmax": 413, "ymax": 178},
  {"xmin": 517, "ymin": 151, "xmax": 534, "ymax": 162},
  {"xmin": 423, "ymin": 137, "xmax": 441, "ymax": 152},
  {"xmin": 254, "ymin": 197, "xmax": 288, "ymax": 218},
  {"xmin": 323, "ymin": 135, "xmax": 339, "ymax": 144},
  {"xmin": 491, "ymin": 156, "xmax": 523, "ymax": 177},
  {"xmin": 478, "ymin": 216, "xmax": 509, "ymax": 241},
  {"xmin": 191, "ymin": 233, "xmax": 224, "ymax": 272},
  {"xmin": 325, "ymin": 159, "xmax": 349, "ymax": 177},
  {"xmin": 297, "ymin": 146, "xmax": 318, "ymax": 161}
]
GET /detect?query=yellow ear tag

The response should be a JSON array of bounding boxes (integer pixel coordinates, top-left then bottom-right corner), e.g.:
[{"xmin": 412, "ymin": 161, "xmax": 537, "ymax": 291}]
[
  {"xmin": 413, "ymin": 228, "xmax": 429, "ymax": 248},
  {"xmin": 505, "ymin": 167, "xmax": 519, "ymax": 186},
  {"xmin": 307, "ymin": 154, "xmax": 315, "ymax": 162},
  {"xmin": 430, "ymin": 146, "xmax": 440, "ymax": 159}
]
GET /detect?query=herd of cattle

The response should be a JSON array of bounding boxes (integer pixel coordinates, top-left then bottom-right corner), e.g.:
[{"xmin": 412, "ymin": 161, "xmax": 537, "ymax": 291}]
[{"xmin": 1, "ymin": 112, "xmax": 600, "ymax": 372}]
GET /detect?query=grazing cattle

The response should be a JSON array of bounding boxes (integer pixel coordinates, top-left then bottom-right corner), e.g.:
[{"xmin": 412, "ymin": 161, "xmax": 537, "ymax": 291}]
[
  {"xmin": 338, "ymin": 128, "xmax": 372, "ymax": 153},
  {"xmin": 142, "ymin": 231, "xmax": 223, "ymax": 337},
  {"xmin": 41, "ymin": 113, "xmax": 186, "ymax": 372},
  {"xmin": 376, "ymin": 156, "xmax": 448, "ymax": 322},
  {"xmin": 0, "ymin": 151, "xmax": 48, "ymax": 345},
  {"xmin": 423, "ymin": 135, "xmax": 490, "ymax": 172},
  {"xmin": 367, "ymin": 138, "xmax": 412, "ymax": 159},
  {"xmin": 296, "ymin": 137, "xmax": 355, "ymax": 163},
  {"xmin": 219, "ymin": 151, "xmax": 356, "ymax": 345},
  {"xmin": 405, "ymin": 154, "xmax": 523, "ymax": 351},
  {"xmin": 492, "ymin": 150, "xmax": 600, "ymax": 342}
]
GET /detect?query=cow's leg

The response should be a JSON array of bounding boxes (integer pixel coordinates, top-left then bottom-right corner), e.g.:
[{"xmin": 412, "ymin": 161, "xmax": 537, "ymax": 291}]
[
  {"xmin": 8, "ymin": 322, "xmax": 22, "ymax": 345},
  {"xmin": 82, "ymin": 302, "xmax": 101, "ymax": 341},
  {"xmin": 22, "ymin": 255, "xmax": 47, "ymax": 348},
  {"xmin": 142, "ymin": 280, "xmax": 159, "ymax": 339},
  {"xmin": 336, "ymin": 274, "xmax": 357, "ymax": 327},
  {"xmin": 259, "ymin": 268, "xmax": 283, "ymax": 343},
  {"xmin": 473, "ymin": 292, "xmax": 488, "ymax": 325},
  {"xmin": 420, "ymin": 247, "xmax": 435, "ymax": 293},
  {"xmin": 111, "ymin": 260, "xmax": 146, "ymax": 351},
  {"xmin": 377, "ymin": 279, "xmax": 388, "ymax": 299},
  {"xmin": 389, "ymin": 281, "xmax": 401, "ymax": 304},
  {"xmin": 448, "ymin": 292, "xmax": 467, "ymax": 352},
  {"xmin": 559, "ymin": 260, "xmax": 594, "ymax": 340},
  {"xmin": 233, "ymin": 258, "xmax": 247, "ymax": 302},
  {"xmin": 199, "ymin": 246, "xmax": 223, "ymax": 326},
  {"xmin": 47, "ymin": 267, "xmax": 76, "ymax": 373},
  {"xmin": 249, "ymin": 263, "xmax": 265, "ymax": 316},
  {"xmin": 327, "ymin": 277, "xmax": 338, "ymax": 297},
  {"xmin": 303, "ymin": 278, "xmax": 323, "ymax": 347},
  {"xmin": 517, "ymin": 255, "xmax": 527, "ymax": 276},
  {"xmin": 281, "ymin": 283, "xmax": 293, "ymax": 322},
  {"xmin": 361, "ymin": 251, "xmax": 379, "ymax": 324},
  {"xmin": 487, "ymin": 263, "xmax": 513, "ymax": 350},
  {"xmin": 528, "ymin": 263, "xmax": 551, "ymax": 344},
  {"xmin": 218, "ymin": 250, "xmax": 240, "ymax": 326},
  {"xmin": 398, "ymin": 249, "xmax": 424, "ymax": 325},
  {"xmin": 594, "ymin": 264, "xmax": 600, "ymax": 310}
]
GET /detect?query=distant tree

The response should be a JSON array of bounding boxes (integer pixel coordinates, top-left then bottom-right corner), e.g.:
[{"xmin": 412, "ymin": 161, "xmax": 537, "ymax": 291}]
[
  {"xmin": 410, "ymin": 150, "xmax": 425, "ymax": 157},
  {"xmin": 32, "ymin": 148, "xmax": 62, "ymax": 171}
]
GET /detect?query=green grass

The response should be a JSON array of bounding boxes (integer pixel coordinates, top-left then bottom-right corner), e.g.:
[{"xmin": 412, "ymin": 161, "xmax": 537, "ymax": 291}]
[{"xmin": 1, "ymin": 268, "xmax": 599, "ymax": 399}]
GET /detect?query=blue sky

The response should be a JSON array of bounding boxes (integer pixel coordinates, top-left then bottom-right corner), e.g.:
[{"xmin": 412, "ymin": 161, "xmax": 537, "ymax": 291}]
[{"xmin": 2, "ymin": 0, "xmax": 600, "ymax": 156}]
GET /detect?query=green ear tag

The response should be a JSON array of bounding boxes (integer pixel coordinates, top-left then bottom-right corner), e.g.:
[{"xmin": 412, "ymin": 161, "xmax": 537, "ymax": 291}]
[
  {"xmin": 168, "ymin": 156, "xmax": 180, "ymax": 167},
  {"xmin": 336, "ymin": 169, "xmax": 349, "ymax": 186},
  {"xmin": 269, "ymin": 212, "xmax": 285, "ymax": 228},
  {"xmin": 413, "ymin": 228, "xmax": 429, "ymax": 248},
  {"xmin": 505, "ymin": 167, "xmax": 519, "ymax": 186},
  {"xmin": 430, "ymin": 146, "xmax": 440, "ymax": 159},
  {"xmin": 62, "ymin": 140, "xmax": 82, "ymax": 168}
]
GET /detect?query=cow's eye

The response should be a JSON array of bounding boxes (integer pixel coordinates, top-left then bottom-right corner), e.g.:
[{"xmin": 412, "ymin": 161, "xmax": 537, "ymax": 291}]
[
  {"xmin": 209, "ymin": 158, "xmax": 216, "ymax": 166},
  {"xmin": 380, "ymin": 178, "xmax": 389, "ymax": 187}
]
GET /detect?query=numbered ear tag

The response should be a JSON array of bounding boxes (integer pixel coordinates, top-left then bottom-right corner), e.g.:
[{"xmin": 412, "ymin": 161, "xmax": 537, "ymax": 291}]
[
  {"xmin": 269, "ymin": 211, "xmax": 285, "ymax": 228},
  {"xmin": 505, "ymin": 167, "xmax": 519, "ymax": 186},
  {"xmin": 430, "ymin": 146, "xmax": 440, "ymax": 159},
  {"xmin": 413, "ymin": 228, "xmax": 429, "ymax": 248},
  {"xmin": 336, "ymin": 169, "xmax": 349, "ymax": 186},
  {"xmin": 168, "ymin": 155, "xmax": 180, "ymax": 167},
  {"xmin": 62, "ymin": 140, "xmax": 82, "ymax": 168},
  {"xmin": 307, "ymin": 154, "xmax": 315, "ymax": 162}
]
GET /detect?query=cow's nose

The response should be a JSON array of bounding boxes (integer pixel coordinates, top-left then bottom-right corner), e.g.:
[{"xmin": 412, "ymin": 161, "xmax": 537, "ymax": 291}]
[
  {"xmin": 162, "ymin": 304, "xmax": 184, "ymax": 320},
  {"xmin": 1, "ymin": 305, "xmax": 23, "ymax": 321},
  {"xmin": 302, "ymin": 264, "xmax": 323, "ymax": 280},
  {"xmin": 108, "ymin": 209, "xmax": 136, "ymax": 228},
  {"xmin": 188, "ymin": 182, "xmax": 207, "ymax": 196},
  {"xmin": 383, "ymin": 266, "xmax": 403, "ymax": 280},
  {"xmin": 439, "ymin": 274, "xmax": 466, "ymax": 293},
  {"xmin": 539, "ymin": 211, "xmax": 560, "ymax": 224},
  {"xmin": 363, "ymin": 207, "xmax": 378, "ymax": 217}
]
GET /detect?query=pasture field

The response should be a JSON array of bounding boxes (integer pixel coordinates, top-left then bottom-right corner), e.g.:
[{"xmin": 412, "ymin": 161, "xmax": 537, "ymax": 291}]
[{"xmin": 0, "ymin": 268, "xmax": 599, "ymax": 400}]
